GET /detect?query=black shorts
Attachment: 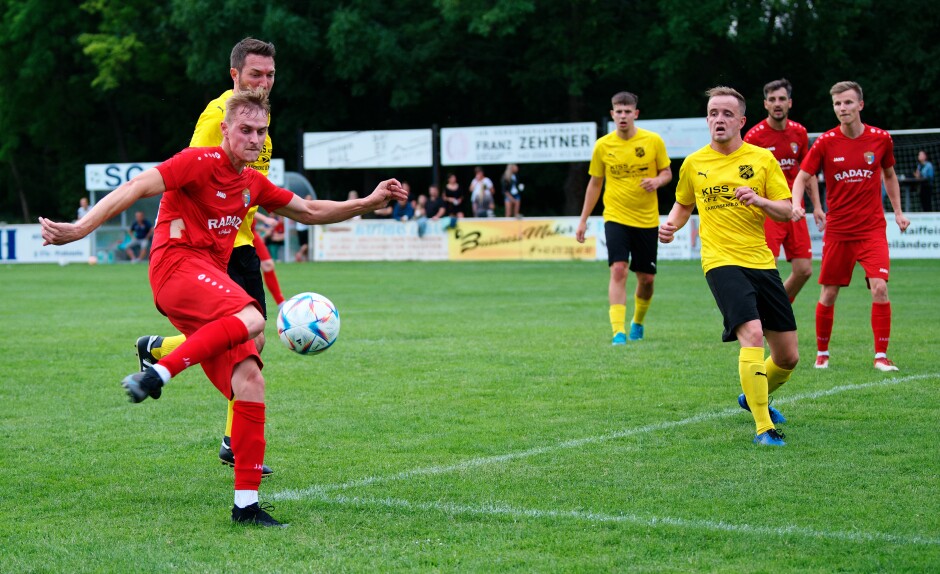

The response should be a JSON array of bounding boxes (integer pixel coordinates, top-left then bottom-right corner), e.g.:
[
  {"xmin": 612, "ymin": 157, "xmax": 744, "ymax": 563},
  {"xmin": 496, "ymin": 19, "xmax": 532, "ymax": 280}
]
[
  {"xmin": 705, "ymin": 265, "xmax": 796, "ymax": 342},
  {"xmin": 227, "ymin": 244, "xmax": 267, "ymax": 319},
  {"xmin": 604, "ymin": 221, "xmax": 658, "ymax": 273}
]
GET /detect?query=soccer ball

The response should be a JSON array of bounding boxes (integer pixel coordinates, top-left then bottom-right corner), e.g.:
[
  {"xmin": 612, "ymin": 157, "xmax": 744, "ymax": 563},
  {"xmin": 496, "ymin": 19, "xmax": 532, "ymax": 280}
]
[{"xmin": 276, "ymin": 292, "xmax": 340, "ymax": 355}]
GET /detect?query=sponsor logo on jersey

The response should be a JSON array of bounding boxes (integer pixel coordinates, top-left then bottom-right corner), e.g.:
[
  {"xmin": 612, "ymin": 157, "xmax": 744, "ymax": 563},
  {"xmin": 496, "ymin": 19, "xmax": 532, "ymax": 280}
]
[
  {"xmin": 242, "ymin": 189, "xmax": 251, "ymax": 207},
  {"xmin": 208, "ymin": 215, "xmax": 244, "ymax": 231},
  {"xmin": 739, "ymin": 165, "xmax": 754, "ymax": 180},
  {"xmin": 635, "ymin": 146, "xmax": 646, "ymax": 158},
  {"xmin": 833, "ymin": 169, "xmax": 874, "ymax": 181},
  {"xmin": 216, "ymin": 190, "xmax": 227, "ymax": 199},
  {"xmin": 864, "ymin": 151, "xmax": 875, "ymax": 165}
]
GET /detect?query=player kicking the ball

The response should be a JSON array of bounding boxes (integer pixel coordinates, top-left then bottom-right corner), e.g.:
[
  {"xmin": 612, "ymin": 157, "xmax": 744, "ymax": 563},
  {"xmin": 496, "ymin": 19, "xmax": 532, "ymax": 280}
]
[
  {"xmin": 660, "ymin": 86, "xmax": 798, "ymax": 446},
  {"xmin": 41, "ymin": 88, "xmax": 408, "ymax": 525}
]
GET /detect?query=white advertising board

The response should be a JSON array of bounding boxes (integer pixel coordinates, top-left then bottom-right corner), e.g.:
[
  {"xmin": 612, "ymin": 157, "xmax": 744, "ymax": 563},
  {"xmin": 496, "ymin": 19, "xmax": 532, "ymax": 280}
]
[
  {"xmin": 313, "ymin": 220, "xmax": 449, "ymax": 261},
  {"xmin": 302, "ymin": 130, "xmax": 433, "ymax": 169},
  {"xmin": 85, "ymin": 159, "xmax": 286, "ymax": 190},
  {"xmin": 0, "ymin": 224, "xmax": 91, "ymax": 263},
  {"xmin": 441, "ymin": 122, "xmax": 596, "ymax": 166},
  {"xmin": 608, "ymin": 118, "xmax": 711, "ymax": 159}
]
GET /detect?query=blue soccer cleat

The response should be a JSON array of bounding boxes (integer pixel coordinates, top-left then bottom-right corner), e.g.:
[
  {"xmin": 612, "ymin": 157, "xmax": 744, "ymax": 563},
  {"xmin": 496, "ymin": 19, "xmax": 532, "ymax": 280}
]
[
  {"xmin": 628, "ymin": 322, "xmax": 644, "ymax": 341},
  {"xmin": 754, "ymin": 428, "xmax": 786, "ymax": 446},
  {"xmin": 738, "ymin": 393, "xmax": 787, "ymax": 424},
  {"xmin": 611, "ymin": 332, "xmax": 627, "ymax": 346}
]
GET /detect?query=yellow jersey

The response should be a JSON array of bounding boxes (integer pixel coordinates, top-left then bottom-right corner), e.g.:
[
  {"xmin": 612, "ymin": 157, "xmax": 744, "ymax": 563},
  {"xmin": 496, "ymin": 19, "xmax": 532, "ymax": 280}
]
[
  {"xmin": 675, "ymin": 143, "xmax": 790, "ymax": 273},
  {"xmin": 588, "ymin": 128, "xmax": 670, "ymax": 228},
  {"xmin": 191, "ymin": 89, "xmax": 273, "ymax": 248}
]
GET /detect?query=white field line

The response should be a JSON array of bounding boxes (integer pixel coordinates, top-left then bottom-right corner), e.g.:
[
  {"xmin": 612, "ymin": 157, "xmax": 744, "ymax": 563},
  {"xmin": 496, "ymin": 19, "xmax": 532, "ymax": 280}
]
[
  {"xmin": 269, "ymin": 373, "xmax": 940, "ymax": 545},
  {"xmin": 305, "ymin": 493, "xmax": 940, "ymax": 547}
]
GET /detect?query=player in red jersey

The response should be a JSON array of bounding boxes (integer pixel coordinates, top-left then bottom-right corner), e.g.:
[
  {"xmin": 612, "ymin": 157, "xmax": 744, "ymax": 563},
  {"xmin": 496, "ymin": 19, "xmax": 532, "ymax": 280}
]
[
  {"xmin": 791, "ymin": 81, "xmax": 910, "ymax": 372},
  {"xmin": 40, "ymin": 88, "xmax": 407, "ymax": 526},
  {"xmin": 744, "ymin": 79, "xmax": 817, "ymax": 303}
]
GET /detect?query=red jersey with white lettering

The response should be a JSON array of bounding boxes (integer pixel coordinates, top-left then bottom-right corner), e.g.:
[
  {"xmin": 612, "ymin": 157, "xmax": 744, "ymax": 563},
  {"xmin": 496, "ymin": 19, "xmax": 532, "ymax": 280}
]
[
  {"xmin": 151, "ymin": 147, "xmax": 294, "ymax": 280},
  {"xmin": 800, "ymin": 125, "xmax": 895, "ymax": 241},
  {"xmin": 744, "ymin": 119, "xmax": 808, "ymax": 189}
]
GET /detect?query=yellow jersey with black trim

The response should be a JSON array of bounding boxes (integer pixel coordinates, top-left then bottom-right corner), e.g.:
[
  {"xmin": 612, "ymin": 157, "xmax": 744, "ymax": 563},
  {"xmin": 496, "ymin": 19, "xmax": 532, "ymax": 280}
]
[
  {"xmin": 588, "ymin": 128, "xmax": 670, "ymax": 228},
  {"xmin": 191, "ymin": 89, "xmax": 273, "ymax": 248},
  {"xmin": 675, "ymin": 143, "xmax": 791, "ymax": 273}
]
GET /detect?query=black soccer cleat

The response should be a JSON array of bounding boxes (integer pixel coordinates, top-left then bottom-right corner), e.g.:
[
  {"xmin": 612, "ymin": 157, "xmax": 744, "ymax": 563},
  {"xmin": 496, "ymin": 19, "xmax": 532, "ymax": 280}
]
[
  {"xmin": 135, "ymin": 335, "xmax": 164, "ymax": 372},
  {"xmin": 121, "ymin": 367, "xmax": 163, "ymax": 403},
  {"xmin": 219, "ymin": 436, "xmax": 274, "ymax": 477},
  {"xmin": 232, "ymin": 502, "xmax": 286, "ymax": 527}
]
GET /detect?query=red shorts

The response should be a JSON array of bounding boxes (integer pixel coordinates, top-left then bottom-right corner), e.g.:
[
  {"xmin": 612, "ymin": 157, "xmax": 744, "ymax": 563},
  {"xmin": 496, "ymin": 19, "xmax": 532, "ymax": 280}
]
[
  {"xmin": 252, "ymin": 231, "xmax": 272, "ymax": 262},
  {"xmin": 819, "ymin": 234, "xmax": 890, "ymax": 287},
  {"xmin": 765, "ymin": 217, "xmax": 812, "ymax": 261},
  {"xmin": 152, "ymin": 257, "xmax": 263, "ymax": 398}
]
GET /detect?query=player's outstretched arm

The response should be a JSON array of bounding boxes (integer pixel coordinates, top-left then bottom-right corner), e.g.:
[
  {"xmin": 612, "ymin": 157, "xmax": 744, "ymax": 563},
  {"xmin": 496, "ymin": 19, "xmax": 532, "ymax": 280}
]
[
  {"xmin": 277, "ymin": 179, "xmax": 407, "ymax": 225},
  {"xmin": 659, "ymin": 202, "xmax": 694, "ymax": 244},
  {"xmin": 40, "ymin": 168, "xmax": 166, "ymax": 246}
]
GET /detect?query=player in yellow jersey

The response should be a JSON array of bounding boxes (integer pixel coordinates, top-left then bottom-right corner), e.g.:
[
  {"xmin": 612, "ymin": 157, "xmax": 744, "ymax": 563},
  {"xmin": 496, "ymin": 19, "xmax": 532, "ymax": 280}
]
[
  {"xmin": 659, "ymin": 86, "xmax": 799, "ymax": 446},
  {"xmin": 135, "ymin": 38, "xmax": 282, "ymax": 475},
  {"xmin": 576, "ymin": 91, "xmax": 672, "ymax": 345}
]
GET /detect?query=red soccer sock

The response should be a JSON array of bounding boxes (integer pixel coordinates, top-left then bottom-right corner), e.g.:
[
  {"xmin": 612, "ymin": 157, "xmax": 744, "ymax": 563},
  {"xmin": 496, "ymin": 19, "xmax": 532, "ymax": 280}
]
[
  {"xmin": 158, "ymin": 315, "xmax": 249, "ymax": 377},
  {"xmin": 816, "ymin": 302, "xmax": 834, "ymax": 353},
  {"xmin": 263, "ymin": 269, "xmax": 285, "ymax": 305},
  {"xmin": 231, "ymin": 400, "xmax": 266, "ymax": 491},
  {"xmin": 872, "ymin": 301, "xmax": 892, "ymax": 355}
]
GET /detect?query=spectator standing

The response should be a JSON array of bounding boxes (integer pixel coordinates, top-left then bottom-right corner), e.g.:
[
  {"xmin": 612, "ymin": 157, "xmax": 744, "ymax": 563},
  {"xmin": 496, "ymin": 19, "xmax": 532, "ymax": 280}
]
[
  {"xmin": 443, "ymin": 173, "xmax": 465, "ymax": 223},
  {"xmin": 294, "ymin": 194, "xmax": 313, "ymax": 262},
  {"xmin": 75, "ymin": 197, "xmax": 90, "ymax": 222},
  {"xmin": 914, "ymin": 150, "xmax": 934, "ymax": 211},
  {"xmin": 791, "ymin": 80, "xmax": 910, "ymax": 372},
  {"xmin": 501, "ymin": 164, "xmax": 522, "ymax": 218}
]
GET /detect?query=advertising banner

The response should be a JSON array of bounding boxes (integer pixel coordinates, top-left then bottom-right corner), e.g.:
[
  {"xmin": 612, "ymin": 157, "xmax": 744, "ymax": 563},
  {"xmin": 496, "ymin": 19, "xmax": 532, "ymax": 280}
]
[
  {"xmin": 0, "ymin": 225, "xmax": 91, "ymax": 263},
  {"xmin": 441, "ymin": 123, "xmax": 596, "ymax": 166},
  {"xmin": 86, "ymin": 159, "xmax": 286, "ymax": 189},
  {"xmin": 303, "ymin": 130, "xmax": 433, "ymax": 169},
  {"xmin": 447, "ymin": 217, "xmax": 600, "ymax": 260},
  {"xmin": 313, "ymin": 220, "xmax": 448, "ymax": 261}
]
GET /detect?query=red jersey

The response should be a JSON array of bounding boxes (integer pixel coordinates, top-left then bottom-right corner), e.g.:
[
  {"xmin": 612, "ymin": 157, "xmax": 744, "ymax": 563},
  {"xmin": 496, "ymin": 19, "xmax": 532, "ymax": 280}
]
[
  {"xmin": 151, "ymin": 147, "xmax": 294, "ymax": 281},
  {"xmin": 743, "ymin": 119, "xmax": 809, "ymax": 188},
  {"xmin": 800, "ymin": 125, "xmax": 895, "ymax": 241}
]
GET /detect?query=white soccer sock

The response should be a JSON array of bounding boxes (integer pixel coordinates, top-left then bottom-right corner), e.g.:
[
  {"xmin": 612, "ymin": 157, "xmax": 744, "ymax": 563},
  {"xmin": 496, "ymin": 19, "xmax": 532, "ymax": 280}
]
[
  {"xmin": 234, "ymin": 490, "xmax": 259, "ymax": 509},
  {"xmin": 152, "ymin": 364, "xmax": 171, "ymax": 384},
  {"xmin": 817, "ymin": 351, "xmax": 829, "ymax": 357}
]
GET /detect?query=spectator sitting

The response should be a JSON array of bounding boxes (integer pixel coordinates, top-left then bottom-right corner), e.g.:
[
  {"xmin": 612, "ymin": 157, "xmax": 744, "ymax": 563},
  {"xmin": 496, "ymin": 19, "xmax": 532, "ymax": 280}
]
[
  {"xmin": 125, "ymin": 210, "xmax": 153, "ymax": 262},
  {"xmin": 426, "ymin": 184, "xmax": 446, "ymax": 221},
  {"xmin": 392, "ymin": 196, "xmax": 415, "ymax": 221}
]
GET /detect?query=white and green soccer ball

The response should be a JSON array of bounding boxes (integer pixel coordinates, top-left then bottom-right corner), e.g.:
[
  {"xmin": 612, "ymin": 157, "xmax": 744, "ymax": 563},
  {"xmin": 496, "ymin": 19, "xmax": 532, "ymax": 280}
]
[{"xmin": 276, "ymin": 292, "xmax": 340, "ymax": 355}]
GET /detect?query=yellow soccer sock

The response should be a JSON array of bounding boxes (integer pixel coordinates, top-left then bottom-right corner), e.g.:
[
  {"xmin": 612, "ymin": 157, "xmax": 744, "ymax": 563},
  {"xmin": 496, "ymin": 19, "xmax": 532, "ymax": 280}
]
[
  {"xmin": 609, "ymin": 304, "xmax": 626, "ymax": 335},
  {"xmin": 739, "ymin": 346, "xmax": 773, "ymax": 434},
  {"xmin": 765, "ymin": 357, "xmax": 793, "ymax": 395},
  {"xmin": 152, "ymin": 334, "xmax": 187, "ymax": 360},
  {"xmin": 225, "ymin": 398, "xmax": 235, "ymax": 437},
  {"xmin": 632, "ymin": 295, "xmax": 651, "ymax": 325}
]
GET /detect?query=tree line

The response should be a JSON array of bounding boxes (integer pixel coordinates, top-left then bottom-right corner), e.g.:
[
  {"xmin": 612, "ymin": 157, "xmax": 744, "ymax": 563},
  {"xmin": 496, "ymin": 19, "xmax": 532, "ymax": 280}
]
[{"xmin": 2, "ymin": 0, "xmax": 937, "ymax": 222}]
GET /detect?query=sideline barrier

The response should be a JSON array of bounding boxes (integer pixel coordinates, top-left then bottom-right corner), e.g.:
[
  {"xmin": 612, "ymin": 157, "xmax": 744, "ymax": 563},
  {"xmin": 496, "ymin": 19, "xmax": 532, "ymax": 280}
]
[{"xmin": 5, "ymin": 214, "xmax": 939, "ymax": 263}]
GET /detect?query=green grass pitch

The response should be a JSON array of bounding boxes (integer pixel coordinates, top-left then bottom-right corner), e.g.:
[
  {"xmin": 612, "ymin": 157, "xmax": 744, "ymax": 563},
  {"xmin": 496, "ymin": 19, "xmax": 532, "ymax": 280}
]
[{"xmin": 1, "ymin": 259, "xmax": 938, "ymax": 572}]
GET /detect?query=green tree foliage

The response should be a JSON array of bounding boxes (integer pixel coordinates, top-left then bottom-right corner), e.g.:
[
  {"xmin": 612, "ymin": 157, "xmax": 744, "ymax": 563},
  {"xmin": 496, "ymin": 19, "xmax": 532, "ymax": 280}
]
[{"xmin": 1, "ymin": 0, "xmax": 938, "ymax": 222}]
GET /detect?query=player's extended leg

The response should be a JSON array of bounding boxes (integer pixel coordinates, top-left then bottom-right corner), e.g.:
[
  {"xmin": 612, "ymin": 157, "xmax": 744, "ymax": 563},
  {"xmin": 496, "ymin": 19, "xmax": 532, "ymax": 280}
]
[
  {"xmin": 122, "ymin": 306, "xmax": 262, "ymax": 402},
  {"xmin": 608, "ymin": 261, "xmax": 628, "ymax": 345},
  {"xmin": 229, "ymin": 358, "xmax": 284, "ymax": 527},
  {"xmin": 629, "ymin": 272, "xmax": 654, "ymax": 341},
  {"xmin": 783, "ymin": 258, "xmax": 813, "ymax": 303},
  {"xmin": 815, "ymin": 285, "xmax": 840, "ymax": 369}
]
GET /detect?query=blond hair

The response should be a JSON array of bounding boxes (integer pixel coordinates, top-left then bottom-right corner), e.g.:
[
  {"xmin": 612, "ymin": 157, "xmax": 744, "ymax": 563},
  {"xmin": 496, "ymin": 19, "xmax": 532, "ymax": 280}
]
[{"xmin": 705, "ymin": 86, "xmax": 746, "ymax": 115}]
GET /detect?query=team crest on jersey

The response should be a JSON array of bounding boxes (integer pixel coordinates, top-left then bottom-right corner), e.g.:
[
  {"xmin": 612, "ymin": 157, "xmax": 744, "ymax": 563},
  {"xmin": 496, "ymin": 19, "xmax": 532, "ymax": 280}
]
[
  {"xmin": 738, "ymin": 165, "xmax": 754, "ymax": 180},
  {"xmin": 242, "ymin": 189, "xmax": 251, "ymax": 207},
  {"xmin": 635, "ymin": 147, "xmax": 646, "ymax": 158},
  {"xmin": 790, "ymin": 142, "xmax": 799, "ymax": 155},
  {"xmin": 864, "ymin": 151, "xmax": 875, "ymax": 165}
]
